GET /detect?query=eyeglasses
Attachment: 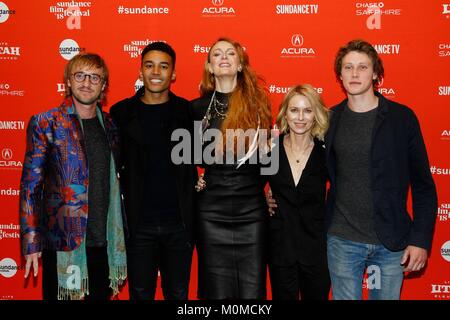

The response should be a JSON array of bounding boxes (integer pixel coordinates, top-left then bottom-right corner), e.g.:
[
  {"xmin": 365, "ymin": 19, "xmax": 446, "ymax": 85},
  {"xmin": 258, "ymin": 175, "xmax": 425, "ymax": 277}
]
[{"xmin": 72, "ymin": 72, "xmax": 103, "ymax": 85}]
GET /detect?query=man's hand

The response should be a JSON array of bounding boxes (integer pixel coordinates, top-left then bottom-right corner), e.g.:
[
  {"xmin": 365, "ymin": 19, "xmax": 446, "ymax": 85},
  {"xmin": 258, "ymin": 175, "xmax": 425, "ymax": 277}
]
[
  {"xmin": 266, "ymin": 188, "xmax": 278, "ymax": 216},
  {"xmin": 401, "ymin": 245, "xmax": 428, "ymax": 272},
  {"xmin": 24, "ymin": 252, "xmax": 42, "ymax": 278}
]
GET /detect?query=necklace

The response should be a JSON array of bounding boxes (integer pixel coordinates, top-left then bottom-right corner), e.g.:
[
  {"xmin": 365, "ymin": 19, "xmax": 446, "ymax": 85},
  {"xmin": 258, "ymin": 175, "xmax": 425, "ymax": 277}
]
[
  {"xmin": 285, "ymin": 137, "xmax": 313, "ymax": 165},
  {"xmin": 212, "ymin": 93, "xmax": 228, "ymax": 119},
  {"xmin": 201, "ymin": 91, "xmax": 229, "ymax": 144}
]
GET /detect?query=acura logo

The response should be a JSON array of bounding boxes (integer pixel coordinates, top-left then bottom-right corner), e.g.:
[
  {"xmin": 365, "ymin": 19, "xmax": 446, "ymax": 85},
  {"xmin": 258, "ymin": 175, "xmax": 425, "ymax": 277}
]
[
  {"xmin": 291, "ymin": 34, "xmax": 304, "ymax": 47},
  {"xmin": 2, "ymin": 148, "xmax": 12, "ymax": 160},
  {"xmin": 212, "ymin": 0, "xmax": 224, "ymax": 7}
]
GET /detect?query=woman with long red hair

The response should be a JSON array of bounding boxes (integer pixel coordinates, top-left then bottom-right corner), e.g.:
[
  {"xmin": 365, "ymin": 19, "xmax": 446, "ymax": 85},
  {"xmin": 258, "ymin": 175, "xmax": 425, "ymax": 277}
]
[{"xmin": 191, "ymin": 38, "xmax": 272, "ymax": 299}]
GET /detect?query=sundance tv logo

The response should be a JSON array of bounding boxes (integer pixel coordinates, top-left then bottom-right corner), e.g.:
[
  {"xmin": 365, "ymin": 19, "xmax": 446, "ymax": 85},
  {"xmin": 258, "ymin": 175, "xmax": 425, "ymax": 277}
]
[
  {"xmin": 0, "ymin": 120, "xmax": 25, "ymax": 130},
  {"xmin": 0, "ymin": 148, "xmax": 22, "ymax": 170},
  {"xmin": 0, "ymin": 41, "xmax": 20, "ymax": 60},
  {"xmin": 0, "ymin": 258, "xmax": 22, "ymax": 278},
  {"xmin": 59, "ymin": 38, "xmax": 84, "ymax": 60},
  {"xmin": 275, "ymin": 3, "xmax": 319, "ymax": 15},
  {"xmin": 0, "ymin": 1, "xmax": 15, "ymax": 24},
  {"xmin": 441, "ymin": 240, "xmax": 450, "ymax": 262},
  {"xmin": 202, "ymin": 0, "xmax": 236, "ymax": 17},
  {"xmin": 281, "ymin": 34, "xmax": 316, "ymax": 58},
  {"xmin": 373, "ymin": 43, "xmax": 400, "ymax": 55}
]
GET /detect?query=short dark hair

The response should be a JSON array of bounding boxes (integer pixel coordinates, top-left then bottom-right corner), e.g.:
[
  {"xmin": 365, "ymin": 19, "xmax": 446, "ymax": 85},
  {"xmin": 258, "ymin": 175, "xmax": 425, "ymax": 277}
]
[
  {"xmin": 141, "ymin": 41, "xmax": 176, "ymax": 67},
  {"xmin": 334, "ymin": 39, "xmax": 384, "ymax": 88}
]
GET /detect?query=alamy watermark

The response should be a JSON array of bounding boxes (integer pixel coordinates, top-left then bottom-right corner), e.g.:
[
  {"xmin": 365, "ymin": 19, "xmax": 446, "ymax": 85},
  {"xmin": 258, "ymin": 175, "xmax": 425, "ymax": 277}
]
[{"xmin": 170, "ymin": 121, "xmax": 279, "ymax": 175}]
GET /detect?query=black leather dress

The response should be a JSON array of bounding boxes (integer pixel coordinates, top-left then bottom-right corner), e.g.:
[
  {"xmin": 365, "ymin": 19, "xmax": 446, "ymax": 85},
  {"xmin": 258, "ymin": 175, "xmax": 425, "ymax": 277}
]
[{"xmin": 191, "ymin": 92, "xmax": 267, "ymax": 299}]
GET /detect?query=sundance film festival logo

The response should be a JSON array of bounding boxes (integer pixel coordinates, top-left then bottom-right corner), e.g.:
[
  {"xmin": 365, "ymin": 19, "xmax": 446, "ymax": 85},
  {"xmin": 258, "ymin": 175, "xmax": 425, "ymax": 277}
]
[
  {"xmin": 49, "ymin": 1, "xmax": 92, "ymax": 29},
  {"xmin": 59, "ymin": 39, "xmax": 84, "ymax": 60},
  {"xmin": 0, "ymin": 148, "xmax": 22, "ymax": 170},
  {"xmin": 281, "ymin": 34, "xmax": 316, "ymax": 58},
  {"xmin": 438, "ymin": 43, "xmax": 450, "ymax": 57},
  {"xmin": 0, "ymin": 223, "xmax": 20, "ymax": 240},
  {"xmin": 0, "ymin": 1, "xmax": 15, "ymax": 23},
  {"xmin": 202, "ymin": 0, "xmax": 236, "ymax": 17},
  {"xmin": 438, "ymin": 203, "xmax": 450, "ymax": 222},
  {"xmin": 0, "ymin": 83, "xmax": 24, "ymax": 97},
  {"xmin": 432, "ymin": 281, "xmax": 450, "ymax": 299},
  {"xmin": 123, "ymin": 39, "xmax": 166, "ymax": 59},
  {"xmin": 275, "ymin": 3, "xmax": 319, "ymax": 15},
  {"xmin": 0, "ymin": 42, "xmax": 20, "ymax": 60},
  {"xmin": 0, "ymin": 258, "xmax": 23, "ymax": 278}
]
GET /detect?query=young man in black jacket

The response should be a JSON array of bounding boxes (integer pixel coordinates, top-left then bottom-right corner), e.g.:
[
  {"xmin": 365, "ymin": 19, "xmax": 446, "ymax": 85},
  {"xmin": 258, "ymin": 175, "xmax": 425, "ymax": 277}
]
[
  {"xmin": 110, "ymin": 42, "xmax": 196, "ymax": 300},
  {"xmin": 325, "ymin": 39, "xmax": 437, "ymax": 300}
]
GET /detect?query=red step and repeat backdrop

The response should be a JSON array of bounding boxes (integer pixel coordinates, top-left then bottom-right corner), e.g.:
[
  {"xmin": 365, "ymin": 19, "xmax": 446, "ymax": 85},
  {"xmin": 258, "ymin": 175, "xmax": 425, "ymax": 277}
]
[{"xmin": 0, "ymin": 0, "xmax": 449, "ymax": 300}]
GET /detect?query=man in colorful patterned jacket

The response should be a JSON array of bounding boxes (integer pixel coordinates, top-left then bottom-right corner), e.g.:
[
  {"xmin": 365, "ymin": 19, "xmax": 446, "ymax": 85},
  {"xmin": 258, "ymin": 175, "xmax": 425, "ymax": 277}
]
[{"xmin": 19, "ymin": 53, "xmax": 127, "ymax": 300}]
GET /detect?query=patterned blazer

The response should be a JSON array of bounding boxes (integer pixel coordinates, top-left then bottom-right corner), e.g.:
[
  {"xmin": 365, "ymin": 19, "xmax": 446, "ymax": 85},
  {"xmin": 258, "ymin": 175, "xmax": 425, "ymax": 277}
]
[{"xmin": 19, "ymin": 97, "xmax": 121, "ymax": 255}]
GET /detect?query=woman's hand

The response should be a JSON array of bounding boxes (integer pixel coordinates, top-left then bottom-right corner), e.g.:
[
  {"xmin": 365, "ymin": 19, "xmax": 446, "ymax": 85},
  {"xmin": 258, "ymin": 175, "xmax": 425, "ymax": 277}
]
[
  {"xmin": 266, "ymin": 188, "xmax": 278, "ymax": 216},
  {"xmin": 195, "ymin": 173, "xmax": 206, "ymax": 192}
]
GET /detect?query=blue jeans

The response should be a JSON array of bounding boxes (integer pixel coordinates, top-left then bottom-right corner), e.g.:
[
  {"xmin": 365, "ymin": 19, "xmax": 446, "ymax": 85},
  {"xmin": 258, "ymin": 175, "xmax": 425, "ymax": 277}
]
[{"xmin": 327, "ymin": 234, "xmax": 404, "ymax": 300}]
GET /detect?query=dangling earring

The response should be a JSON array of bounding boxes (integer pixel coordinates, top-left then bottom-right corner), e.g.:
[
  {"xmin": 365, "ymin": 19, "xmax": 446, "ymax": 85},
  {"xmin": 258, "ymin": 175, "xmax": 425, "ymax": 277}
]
[{"xmin": 238, "ymin": 66, "xmax": 242, "ymax": 72}]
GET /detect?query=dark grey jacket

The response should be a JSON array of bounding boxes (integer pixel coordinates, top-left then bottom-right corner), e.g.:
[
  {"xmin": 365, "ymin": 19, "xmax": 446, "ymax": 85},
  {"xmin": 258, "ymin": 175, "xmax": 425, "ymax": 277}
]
[{"xmin": 325, "ymin": 92, "xmax": 437, "ymax": 251}]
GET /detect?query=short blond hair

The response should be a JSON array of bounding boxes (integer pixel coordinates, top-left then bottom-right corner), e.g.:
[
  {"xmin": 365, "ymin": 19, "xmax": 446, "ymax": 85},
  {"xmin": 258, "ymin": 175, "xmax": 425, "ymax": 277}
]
[
  {"xmin": 63, "ymin": 52, "xmax": 109, "ymax": 101},
  {"xmin": 276, "ymin": 84, "xmax": 329, "ymax": 140}
]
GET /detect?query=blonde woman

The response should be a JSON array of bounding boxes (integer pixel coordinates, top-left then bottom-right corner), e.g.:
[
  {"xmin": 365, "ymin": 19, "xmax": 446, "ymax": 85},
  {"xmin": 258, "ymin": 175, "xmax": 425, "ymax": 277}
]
[{"xmin": 266, "ymin": 84, "xmax": 330, "ymax": 300}]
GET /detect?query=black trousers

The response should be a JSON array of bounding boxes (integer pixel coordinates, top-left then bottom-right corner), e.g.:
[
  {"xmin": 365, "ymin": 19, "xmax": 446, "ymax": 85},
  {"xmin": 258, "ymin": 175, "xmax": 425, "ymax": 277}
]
[
  {"xmin": 269, "ymin": 261, "xmax": 330, "ymax": 300},
  {"xmin": 42, "ymin": 246, "xmax": 111, "ymax": 300},
  {"xmin": 126, "ymin": 224, "xmax": 193, "ymax": 300}
]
